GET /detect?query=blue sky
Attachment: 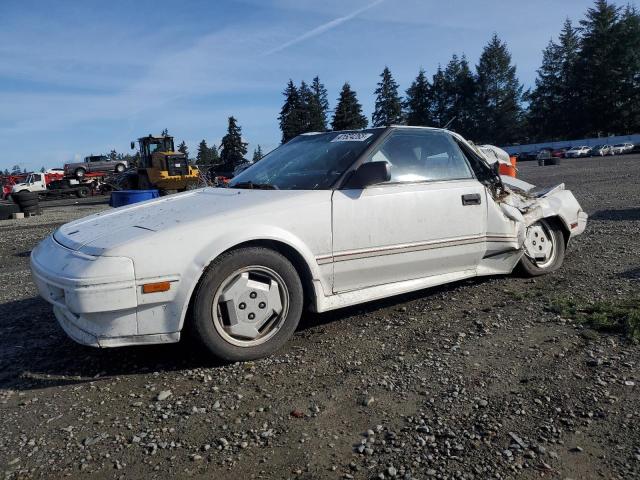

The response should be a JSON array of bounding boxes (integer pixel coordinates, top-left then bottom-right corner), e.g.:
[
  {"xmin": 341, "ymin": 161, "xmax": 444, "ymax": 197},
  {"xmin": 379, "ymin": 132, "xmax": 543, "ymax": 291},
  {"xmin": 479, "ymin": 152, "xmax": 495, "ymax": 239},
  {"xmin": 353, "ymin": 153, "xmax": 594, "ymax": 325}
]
[{"xmin": 0, "ymin": 0, "xmax": 609, "ymax": 171}]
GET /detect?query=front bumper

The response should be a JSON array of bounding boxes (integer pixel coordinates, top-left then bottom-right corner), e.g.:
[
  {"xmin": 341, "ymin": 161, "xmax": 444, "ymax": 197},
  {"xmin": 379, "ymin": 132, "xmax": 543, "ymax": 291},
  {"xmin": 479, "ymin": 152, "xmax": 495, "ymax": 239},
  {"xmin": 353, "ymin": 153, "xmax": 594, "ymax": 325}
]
[{"xmin": 30, "ymin": 235, "xmax": 179, "ymax": 347}]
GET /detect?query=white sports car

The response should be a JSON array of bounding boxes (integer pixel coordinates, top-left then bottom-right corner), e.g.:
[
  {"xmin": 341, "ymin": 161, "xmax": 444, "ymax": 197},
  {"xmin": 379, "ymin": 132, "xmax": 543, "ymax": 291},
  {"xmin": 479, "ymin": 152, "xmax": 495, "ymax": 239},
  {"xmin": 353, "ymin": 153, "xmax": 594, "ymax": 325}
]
[{"xmin": 31, "ymin": 127, "xmax": 587, "ymax": 361}]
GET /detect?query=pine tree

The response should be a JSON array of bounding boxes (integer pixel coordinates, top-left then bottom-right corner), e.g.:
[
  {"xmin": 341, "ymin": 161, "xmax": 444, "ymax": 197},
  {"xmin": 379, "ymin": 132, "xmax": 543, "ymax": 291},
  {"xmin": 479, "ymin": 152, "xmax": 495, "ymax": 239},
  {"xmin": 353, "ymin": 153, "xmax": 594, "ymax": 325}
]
[
  {"xmin": 177, "ymin": 141, "xmax": 189, "ymax": 159},
  {"xmin": 372, "ymin": 67, "xmax": 403, "ymax": 127},
  {"xmin": 196, "ymin": 139, "xmax": 210, "ymax": 165},
  {"xmin": 526, "ymin": 40, "xmax": 563, "ymax": 141},
  {"xmin": 40, "ymin": 166, "xmax": 46, "ymax": 173},
  {"xmin": 109, "ymin": 149, "xmax": 118, "ymax": 161},
  {"xmin": 161, "ymin": 128, "xmax": 169, "ymax": 136},
  {"xmin": 475, "ymin": 34, "xmax": 524, "ymax": 144},
  {"xmin": 279, "ymin": 80, "xmax": 305, "ymax": 143},
  {"xmin": 252, "ymin": 145, "xmax": 264, "ymax": 163},
  {"xmin": 575, "ymin": 0, "xmax": 622, "ymax": 136},
  {"xmin": 331, "ymin": 83, "xmax": 368, "ymax": 130},
  {"xmin": 404, "ymin": 69, "xmax": 432, "ymax": 127},
  {"xmin": 429, "ymin": 66, "xmax": 448, "ymax": 127},
  {"xmin": 310, "ymin": 76, "xmax": 329, "ymax": 131},
  {"xmin": 528, "ymin": 19, "xmax": 582, "ymax": 141},
  {"xmin": 556, "ymin": 19, "xmax": 581, "ymax": 138},
  {"xmin": 444, "ymin": 55, "xmax": 478, "ymax": 138},
  {"xmin": 220, "ymin": 116, "xmax": 248, "ymax": 171},
  {"xmin": 616, "ymin": 6, "xmax": 640, "ymax": 133},
  {"xmin": 210, "ymin": 144, "xmax": 220, "ymax": 164},
  {"xmin": 299, "ymin": 81, "xmax": 313, "ymax": 133}
]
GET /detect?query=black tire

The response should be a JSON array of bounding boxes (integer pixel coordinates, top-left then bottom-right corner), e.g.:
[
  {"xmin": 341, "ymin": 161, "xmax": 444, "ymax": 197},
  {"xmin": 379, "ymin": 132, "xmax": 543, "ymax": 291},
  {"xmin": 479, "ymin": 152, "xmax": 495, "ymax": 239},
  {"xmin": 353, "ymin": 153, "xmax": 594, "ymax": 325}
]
[
  {"xmin": 547, "ymin": 157, "xmax": 560, "ymax": 166},
  {"xmin": 191, "ymin": 247, "xmax": 304, "ymax": 361},
  {"xmin": 76, "ymin": 187, "xmax": 90, "ymax": 198},
  {"xmin": 537, "ymin": 158, "xmax": 546, "ymax": 166},
  {"xmin": 75, "ymin": 167, "xmax": 86, "ymax": 179},
  {"xmin": 115, "ymin": 163, "xmax": 125, "ymax": 173},
  {"xmin": 13, "ymin": 191, "xmax": 39, "ymax": 211},
  {"xmin": 0, "ymin": 201, "xmax": 20, "ymax": 219},
  {"xmin": 517, "ymin": 219, "xmax": 566, "ymax": 277}
]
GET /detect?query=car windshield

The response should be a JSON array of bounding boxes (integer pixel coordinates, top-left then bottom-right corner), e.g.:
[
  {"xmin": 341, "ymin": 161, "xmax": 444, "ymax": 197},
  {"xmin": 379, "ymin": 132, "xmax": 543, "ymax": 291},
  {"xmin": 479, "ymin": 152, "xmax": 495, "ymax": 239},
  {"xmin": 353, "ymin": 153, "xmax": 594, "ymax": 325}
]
[{"xmin": 229, "ymin": 130, "xmax": 384, "ymax": 190}]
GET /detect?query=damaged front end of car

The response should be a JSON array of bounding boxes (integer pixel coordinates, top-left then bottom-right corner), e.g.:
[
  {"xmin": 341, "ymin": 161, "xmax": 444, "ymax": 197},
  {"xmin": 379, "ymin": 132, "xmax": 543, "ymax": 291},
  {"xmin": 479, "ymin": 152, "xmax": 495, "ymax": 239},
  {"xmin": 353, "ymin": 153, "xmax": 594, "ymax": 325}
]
[{"xmin": 454, "ymin": 136, "xmax": 587, "ymax": 275}]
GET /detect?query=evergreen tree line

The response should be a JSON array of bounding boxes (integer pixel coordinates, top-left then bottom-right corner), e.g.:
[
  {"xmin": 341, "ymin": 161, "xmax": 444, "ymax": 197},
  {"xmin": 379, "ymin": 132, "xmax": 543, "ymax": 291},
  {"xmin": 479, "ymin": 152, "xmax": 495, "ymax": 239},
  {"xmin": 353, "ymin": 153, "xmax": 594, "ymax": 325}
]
[{"xmin": 278, "ymin": 0, "xmax": 640, "ymax": 145}]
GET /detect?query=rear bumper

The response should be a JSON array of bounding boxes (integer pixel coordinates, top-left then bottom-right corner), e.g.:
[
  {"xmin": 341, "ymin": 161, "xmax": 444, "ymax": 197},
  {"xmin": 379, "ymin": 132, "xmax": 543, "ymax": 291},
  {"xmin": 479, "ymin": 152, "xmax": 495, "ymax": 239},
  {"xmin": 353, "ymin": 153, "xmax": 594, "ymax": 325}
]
[{"xmin": 30, "ymin": 235, "xmax": 180, "ymax": 347}]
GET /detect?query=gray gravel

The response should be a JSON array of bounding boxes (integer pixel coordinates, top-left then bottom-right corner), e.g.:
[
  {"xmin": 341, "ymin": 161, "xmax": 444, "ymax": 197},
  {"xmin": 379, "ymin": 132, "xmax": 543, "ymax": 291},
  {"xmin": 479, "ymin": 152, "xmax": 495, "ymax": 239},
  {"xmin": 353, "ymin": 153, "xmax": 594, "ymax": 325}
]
[{"xmin": 1, "ymin": 155, "xmax": 639, "ymax": 479}]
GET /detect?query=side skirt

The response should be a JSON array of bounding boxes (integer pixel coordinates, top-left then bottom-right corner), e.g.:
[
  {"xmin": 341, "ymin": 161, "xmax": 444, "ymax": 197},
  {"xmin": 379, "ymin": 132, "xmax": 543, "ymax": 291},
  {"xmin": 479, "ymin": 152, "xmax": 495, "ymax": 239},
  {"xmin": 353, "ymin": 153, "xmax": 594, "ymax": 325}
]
[{"xmin": 312, "ymin": 269, "xmax": 478, "ymax": 313}]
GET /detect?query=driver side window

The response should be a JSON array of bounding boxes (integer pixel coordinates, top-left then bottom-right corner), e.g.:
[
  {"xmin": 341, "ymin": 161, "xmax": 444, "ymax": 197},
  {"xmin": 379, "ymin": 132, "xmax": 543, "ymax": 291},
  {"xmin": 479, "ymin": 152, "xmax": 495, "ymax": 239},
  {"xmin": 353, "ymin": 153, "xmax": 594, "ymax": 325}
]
[{"xmin": 370, "ymin": 131, "xmax": 474, "ymax": 183}]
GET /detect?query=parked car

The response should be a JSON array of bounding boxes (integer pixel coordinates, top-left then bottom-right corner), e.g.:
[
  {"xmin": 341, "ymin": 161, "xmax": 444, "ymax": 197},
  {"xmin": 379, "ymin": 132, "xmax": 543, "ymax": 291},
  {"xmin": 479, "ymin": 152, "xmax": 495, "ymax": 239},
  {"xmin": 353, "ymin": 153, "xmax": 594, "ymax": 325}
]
[
  {"xmin": 610, "ymin": 143, "xmax": 634, "ymax": 155},
  {"xmin": 518, "ymin": 150, "xmax": 539, "ymax": 161},
  {"xmin": 552, "ymin": 147, "xmax": 571, "ymax": 158},
  {"xmin": 590, "ymin": 144, "xmax": 612, "ymax": 156},
  {"xmin": 565, "ymin": 146, "xmax": 591, "ymax": 158},
  {"xmin": 537, "ymin": 148, "xmax": 560, "ymax": 166},
  {"xmin": 31, "ymin": 126, "xmax": 587, "ymax": 361},
  {"xmin": 64, "ymin": 155, "xmax": 128, "ymax": 179}
]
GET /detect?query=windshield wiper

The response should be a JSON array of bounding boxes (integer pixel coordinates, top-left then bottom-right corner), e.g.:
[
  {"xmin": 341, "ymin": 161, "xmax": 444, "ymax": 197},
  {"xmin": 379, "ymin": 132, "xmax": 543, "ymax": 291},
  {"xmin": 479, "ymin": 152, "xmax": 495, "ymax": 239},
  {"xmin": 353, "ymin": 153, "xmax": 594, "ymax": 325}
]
[{"xmin": 231, "ymin": 181, "xmax": 279, "ymax": 190}]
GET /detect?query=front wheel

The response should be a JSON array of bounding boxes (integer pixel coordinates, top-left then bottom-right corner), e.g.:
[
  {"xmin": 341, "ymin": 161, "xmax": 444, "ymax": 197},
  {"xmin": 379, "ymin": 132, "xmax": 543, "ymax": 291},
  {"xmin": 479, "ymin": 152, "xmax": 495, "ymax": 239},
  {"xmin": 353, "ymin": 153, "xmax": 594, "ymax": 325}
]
[
  {"xmin": 115, "ymin": 163, "xmax": 125, "ymax": 173},
  {"xmin": 75, "ymin": 167, "xmax": 86, "ymax": 179},
  {"xmin": 517, "ymin": 219, "xmax": 566, "ymax": 276},
  {"xmin": 191, "ymin": 247, "xmax": 303, "ymax": 361}
]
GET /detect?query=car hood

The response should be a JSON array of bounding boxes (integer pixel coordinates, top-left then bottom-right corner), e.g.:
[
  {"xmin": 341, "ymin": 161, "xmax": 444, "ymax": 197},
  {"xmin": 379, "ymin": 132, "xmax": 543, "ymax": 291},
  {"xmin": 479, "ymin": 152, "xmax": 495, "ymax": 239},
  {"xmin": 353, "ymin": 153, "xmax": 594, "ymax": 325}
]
[{"xmin": 54, "ymin": 188, "xmax": 329, "ymax": 254}]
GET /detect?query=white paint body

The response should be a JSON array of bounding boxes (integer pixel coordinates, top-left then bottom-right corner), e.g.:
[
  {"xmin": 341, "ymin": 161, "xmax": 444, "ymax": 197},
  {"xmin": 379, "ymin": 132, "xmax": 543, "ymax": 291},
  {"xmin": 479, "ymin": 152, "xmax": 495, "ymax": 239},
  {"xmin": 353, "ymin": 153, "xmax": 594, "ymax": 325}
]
[{"xmin": 31, "ymin": 138, "xmax": 587, "ymax": 348}]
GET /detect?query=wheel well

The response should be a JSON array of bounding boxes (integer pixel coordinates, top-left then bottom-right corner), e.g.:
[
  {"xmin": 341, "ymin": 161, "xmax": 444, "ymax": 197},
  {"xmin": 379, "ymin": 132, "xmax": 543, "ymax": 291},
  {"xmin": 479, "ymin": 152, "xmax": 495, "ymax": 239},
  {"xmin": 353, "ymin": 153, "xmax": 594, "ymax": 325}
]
[
  {"xmin": 543, "ymin": 215, "xmax": 570, "ymax": 246},
  {"xmin": 185, "ymin": 240, "xmax": 317, "ymax": 327},
  {"xmin": 224, "ymin": 240, "xmax": 316, "ymax": 308}
]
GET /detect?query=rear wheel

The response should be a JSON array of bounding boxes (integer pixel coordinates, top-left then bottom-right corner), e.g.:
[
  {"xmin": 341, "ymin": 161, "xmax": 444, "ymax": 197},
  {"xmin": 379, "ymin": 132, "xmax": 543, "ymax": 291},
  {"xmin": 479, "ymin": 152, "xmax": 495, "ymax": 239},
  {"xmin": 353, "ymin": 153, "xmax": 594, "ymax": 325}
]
[
  {"xmin": 76, "ymin": 186, "xmax": 89, "ymax": 198},
  {"xmin": 75, "ymin": 167, "xmax": 86, "ymax": 179},
  {"xmin": 518, "ymin": 219, "xmax": 566, "ymax": 276},
  {"xmin": 191, "ymin": 247, "xmax": 303, "ymax": 361},
  {"xmin": 115, "ymin": 163, "xmax": 125, "ymax": 173}
]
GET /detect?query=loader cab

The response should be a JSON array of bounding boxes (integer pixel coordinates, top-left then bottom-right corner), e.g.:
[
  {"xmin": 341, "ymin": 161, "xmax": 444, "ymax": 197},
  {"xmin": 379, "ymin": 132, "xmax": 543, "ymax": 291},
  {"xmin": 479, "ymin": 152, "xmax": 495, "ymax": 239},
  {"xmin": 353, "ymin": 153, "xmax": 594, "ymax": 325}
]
[{"xmin": 135, "ymin": 135, "xmax": 177, "ymax": 168}]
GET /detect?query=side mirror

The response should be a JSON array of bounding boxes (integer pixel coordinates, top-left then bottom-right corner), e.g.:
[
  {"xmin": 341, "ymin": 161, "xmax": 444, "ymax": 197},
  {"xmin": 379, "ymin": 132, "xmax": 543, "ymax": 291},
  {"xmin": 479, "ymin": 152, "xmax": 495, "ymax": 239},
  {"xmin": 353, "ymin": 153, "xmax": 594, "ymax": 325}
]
[
  {"xmin": 344, "ymin": 161, "xmax": 391, "ymax": 189},
  {"xmin": 130, "ymin": 141, "xmax": 135, "ymax": 150}
]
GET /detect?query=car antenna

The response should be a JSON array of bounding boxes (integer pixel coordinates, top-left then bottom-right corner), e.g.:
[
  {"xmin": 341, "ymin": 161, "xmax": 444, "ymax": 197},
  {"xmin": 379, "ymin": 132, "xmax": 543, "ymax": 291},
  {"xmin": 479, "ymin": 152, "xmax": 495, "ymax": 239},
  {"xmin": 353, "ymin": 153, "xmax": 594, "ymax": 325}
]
[{"xmin": 443, "ymin": 116, "xmax": 457, "ymax": 130}]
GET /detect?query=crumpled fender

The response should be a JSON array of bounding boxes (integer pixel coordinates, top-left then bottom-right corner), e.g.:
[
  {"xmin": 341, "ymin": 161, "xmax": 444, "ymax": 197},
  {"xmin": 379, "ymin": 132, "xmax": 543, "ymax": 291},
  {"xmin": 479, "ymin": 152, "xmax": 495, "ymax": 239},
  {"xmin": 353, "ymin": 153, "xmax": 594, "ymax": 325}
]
[{"xmin": 501, "ymin": 183, "xmax": 587, "ymax": 238}]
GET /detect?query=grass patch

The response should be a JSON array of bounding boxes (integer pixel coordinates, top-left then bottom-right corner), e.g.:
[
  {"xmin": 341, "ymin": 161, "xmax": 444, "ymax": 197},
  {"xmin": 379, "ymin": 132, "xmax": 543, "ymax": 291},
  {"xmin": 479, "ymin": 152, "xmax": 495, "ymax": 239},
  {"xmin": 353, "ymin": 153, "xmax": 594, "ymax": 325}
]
[{"xmin": 547, "ymin": 296, "xmax": 640, "ymax": 340}]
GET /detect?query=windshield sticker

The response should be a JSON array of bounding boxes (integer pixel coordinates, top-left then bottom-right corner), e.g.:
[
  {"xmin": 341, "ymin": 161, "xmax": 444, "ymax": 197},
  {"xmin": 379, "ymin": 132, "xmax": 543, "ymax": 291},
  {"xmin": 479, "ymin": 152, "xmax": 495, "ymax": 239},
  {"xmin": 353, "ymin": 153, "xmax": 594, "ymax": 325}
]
[{"xmin": 331, "ymin": 133, "xmax": 373, "ymax": 142}]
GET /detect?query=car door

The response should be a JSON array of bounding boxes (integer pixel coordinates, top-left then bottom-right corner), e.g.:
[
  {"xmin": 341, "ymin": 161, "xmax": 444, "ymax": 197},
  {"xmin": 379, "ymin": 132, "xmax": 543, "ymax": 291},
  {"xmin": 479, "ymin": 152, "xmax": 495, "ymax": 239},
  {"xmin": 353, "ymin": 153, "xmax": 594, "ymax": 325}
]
[{"xmin": 331, "ymin": 129, "xmax": 487, "ymax": 293}]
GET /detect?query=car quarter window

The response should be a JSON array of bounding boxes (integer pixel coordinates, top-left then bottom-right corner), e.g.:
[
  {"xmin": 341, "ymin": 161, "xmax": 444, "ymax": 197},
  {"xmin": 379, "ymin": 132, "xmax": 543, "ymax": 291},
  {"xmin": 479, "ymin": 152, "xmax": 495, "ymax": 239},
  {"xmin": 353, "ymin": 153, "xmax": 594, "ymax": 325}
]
[{"xmin": 368, "ymin": 130, "xmax": 474, "ymax": 183}]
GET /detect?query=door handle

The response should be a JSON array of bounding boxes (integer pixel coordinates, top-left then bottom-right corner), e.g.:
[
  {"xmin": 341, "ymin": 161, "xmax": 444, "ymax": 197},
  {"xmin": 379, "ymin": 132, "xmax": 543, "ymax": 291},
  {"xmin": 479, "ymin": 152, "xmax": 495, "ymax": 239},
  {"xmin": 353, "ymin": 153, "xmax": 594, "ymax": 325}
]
[{"xmin": 461, "ymin": 193, "xmax": 481, "ymax": 206}]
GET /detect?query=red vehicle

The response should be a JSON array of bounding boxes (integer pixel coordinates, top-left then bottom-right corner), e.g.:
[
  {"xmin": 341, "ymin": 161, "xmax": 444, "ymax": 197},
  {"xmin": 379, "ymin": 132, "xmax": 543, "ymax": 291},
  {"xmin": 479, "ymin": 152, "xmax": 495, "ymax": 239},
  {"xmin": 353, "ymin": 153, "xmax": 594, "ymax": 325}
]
[
  {"xmin": 1, "ymin": 173, "xmax": 28, "ymax": 200},
  {"xmin": 552, "ymin": 147, "xmax": 571, "ymax": 158}
]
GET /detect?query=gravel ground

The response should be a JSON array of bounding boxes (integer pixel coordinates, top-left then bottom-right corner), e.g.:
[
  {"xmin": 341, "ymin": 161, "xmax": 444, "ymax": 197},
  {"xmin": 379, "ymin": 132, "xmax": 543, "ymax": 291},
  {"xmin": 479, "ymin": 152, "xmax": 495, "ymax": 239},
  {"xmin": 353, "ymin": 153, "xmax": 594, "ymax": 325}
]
[{"xmin": 1, "ymin": 155, "xmax": 639, "ymax": 480}]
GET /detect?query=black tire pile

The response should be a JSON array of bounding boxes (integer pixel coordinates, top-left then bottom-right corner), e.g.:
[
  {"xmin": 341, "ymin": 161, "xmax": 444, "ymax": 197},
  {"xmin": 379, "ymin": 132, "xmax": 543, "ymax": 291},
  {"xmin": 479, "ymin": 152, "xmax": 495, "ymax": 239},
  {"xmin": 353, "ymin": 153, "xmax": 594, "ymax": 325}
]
[{"xmin": 12, "ymin": 191, "xmax": 41, "ymax": 216}]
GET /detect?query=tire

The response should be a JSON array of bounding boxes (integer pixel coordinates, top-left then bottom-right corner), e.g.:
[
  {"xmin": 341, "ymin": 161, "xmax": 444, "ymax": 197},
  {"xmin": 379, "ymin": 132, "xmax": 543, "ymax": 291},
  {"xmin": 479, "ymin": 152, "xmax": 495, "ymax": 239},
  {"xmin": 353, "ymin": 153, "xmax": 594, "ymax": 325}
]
[
  {"xmin": 13, "ymin": 191, "xmax": 39, "ymax": 210},
  {"xmin": 191, "ymin": 247, "xmax": 304, "ymax": 361},
  {"xmin": 537, "ymin": 159, "xmax": 546, "ymax": 166},
  {"xmin": 115, "ymin": 163, "xmax": 125, "ymax": 173},
  {"xmin": 75, "ymin": 168, "xmax": 86, "ymax": 179},
  {"xmin": 517, "ymin": 219, "xmax": 566, "ymax": 277},
  {"xmin": 76, "ymin": 187, "xmax": 89, "ymax": 198},
  {"xmin": 547, "ymin": 157, "xmax": 560, "ymax": 166}
]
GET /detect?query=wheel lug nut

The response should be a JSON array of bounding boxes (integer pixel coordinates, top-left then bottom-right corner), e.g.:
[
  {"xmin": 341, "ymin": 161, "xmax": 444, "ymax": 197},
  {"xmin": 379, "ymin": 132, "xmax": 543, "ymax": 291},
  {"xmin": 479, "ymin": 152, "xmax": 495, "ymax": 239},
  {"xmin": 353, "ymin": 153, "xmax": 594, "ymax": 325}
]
[
  {"xmin": 258, "ymin": 302, "xmax": 266, "ymax": 309},
  {"xmin": 239, "ymin": 302, "xmax": 246, "ymax": 310},
  {"xmin": 248, "ymin": 313, "xmax": 255, "ymax": 320},
  {"xmin": 250, "ymin": 292, "xmax": 257, "ymax": 299}
]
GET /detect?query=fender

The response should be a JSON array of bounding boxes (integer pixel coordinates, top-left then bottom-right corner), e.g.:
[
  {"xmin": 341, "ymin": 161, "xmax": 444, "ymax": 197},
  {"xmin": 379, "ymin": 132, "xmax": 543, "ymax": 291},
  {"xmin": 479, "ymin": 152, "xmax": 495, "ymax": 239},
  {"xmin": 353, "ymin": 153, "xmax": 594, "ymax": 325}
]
[{"xmin": 175, "ymin": 225, "xmax": 330, "ymax": 331}]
